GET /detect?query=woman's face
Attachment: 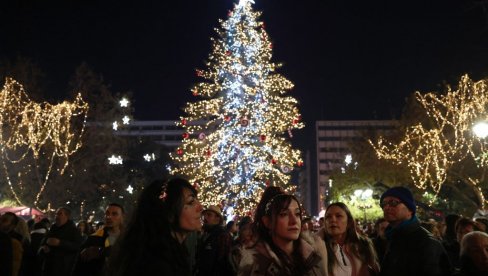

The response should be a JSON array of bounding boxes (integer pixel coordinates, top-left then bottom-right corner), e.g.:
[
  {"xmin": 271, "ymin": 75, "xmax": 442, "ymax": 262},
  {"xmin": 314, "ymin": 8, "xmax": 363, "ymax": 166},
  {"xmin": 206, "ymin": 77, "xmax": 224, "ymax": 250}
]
[
  {"xmin": 272, "ymin": 199, "xmax": 301, "ymax": 242},
  {"xmin": 325, "ymin": 205, "xmax": 349, "ymax": 239},
  {"xmin": 179, "ymin": 188, "xmax": 203, "ymax": 232}
]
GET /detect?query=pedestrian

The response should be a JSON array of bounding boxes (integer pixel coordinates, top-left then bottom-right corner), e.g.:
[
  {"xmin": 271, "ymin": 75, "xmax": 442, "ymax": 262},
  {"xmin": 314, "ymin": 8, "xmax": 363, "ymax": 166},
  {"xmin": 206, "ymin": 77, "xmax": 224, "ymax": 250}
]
[
  {"xmin": 196, "ymin": 204, "xmax": 233, "ymax": 276},
  {"xmin": 0, "ymin": 223, "xmax": 23, "ymax": 276},
  {"xmin": 39, "ymin": 207, "xmax": 82, "ymax": 276},
  {"xmin": 379, "ymin": 186, "xmax": 451, "ymax": 276},
  {"xmin": 29, "ymin": 221, "xmax": 48, "ymax": 276},
  {"xmin": 317, "ymin": 202, "xmax": 380, "ymax": 275},
  {"xmin": 452, "ymin": 231, "xmax": 488, "ymax": 275},
  {"xmin": 441, "ymin": 214, "xmax": 461, "ymax": 270},
  {"xmin": 238, "ymin": 187, "xmax": 327, "ymax": 276},
  {"xmin": 73, "ymin": 203, "xmax": 125, "ymax": 276},
  {"xmin": 105, "ymin": 178, "xmax": 203, "ymax": 276},
  {"xmin": 226, "ymin": 220, "xmax": 238, "ymax": 240},
  {"xmin": 371, "ymin": 218, "xmax": 388, "ymax": 264},
  {"xmin": 229, "ymin": 216, "xmax": 254, "ymax": 274},
  {"xmin": 76, "ymin": 220, "xmax": 92, "ymax": 243}
]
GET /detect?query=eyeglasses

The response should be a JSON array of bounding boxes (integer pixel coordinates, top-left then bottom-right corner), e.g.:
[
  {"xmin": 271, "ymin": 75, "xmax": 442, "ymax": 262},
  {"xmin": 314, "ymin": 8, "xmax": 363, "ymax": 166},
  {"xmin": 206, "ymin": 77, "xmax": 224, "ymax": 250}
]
[{"xmin": 380, "ymin": 199, "xmax": 402, "ymax": 208}]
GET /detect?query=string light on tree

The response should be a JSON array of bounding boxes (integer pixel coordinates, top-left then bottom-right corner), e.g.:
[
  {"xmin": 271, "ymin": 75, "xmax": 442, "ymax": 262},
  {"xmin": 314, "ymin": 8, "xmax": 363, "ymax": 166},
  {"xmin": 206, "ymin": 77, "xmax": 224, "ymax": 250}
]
[
  {"xmin": 170, "ymin": 0, "xmax": 304, "ymax": 215},
  {"xmin": 370, "ymin": 75, "xmax": 488, "ymax": 209},
  {"xmin": 0, "ymin": 78, "xmax": 89, "ymax": 208}
]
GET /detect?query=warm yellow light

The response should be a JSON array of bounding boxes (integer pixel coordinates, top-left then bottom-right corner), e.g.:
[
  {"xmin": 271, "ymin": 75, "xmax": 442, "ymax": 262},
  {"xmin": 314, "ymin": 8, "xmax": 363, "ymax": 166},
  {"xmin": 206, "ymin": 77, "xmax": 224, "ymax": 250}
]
[{"xmin": 0, "ymin": 78, "xmax": 89, "ymax": 208}]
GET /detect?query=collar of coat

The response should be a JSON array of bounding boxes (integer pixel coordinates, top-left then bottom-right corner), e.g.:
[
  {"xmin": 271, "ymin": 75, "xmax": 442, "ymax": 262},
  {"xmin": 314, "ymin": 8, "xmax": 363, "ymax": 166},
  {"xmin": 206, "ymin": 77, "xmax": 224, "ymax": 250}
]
[{"xmin": 239, "ymin": 233, "xmax": 328, "ymax": 272}]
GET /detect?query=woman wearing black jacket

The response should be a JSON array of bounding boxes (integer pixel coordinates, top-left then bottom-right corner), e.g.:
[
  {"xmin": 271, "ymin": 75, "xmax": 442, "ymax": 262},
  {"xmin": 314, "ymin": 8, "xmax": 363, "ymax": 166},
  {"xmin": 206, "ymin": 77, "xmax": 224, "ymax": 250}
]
[{"xmin": 105, "ymin": 178, "xmax": 203, "ymax": 276}]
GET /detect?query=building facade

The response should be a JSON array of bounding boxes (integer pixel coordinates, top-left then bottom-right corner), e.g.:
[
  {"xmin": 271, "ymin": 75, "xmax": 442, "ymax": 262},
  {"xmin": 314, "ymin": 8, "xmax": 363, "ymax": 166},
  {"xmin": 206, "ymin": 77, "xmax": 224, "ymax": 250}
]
[{"xmin": 315, "ymin": 120, "xmax": 396, "ymax": 214}]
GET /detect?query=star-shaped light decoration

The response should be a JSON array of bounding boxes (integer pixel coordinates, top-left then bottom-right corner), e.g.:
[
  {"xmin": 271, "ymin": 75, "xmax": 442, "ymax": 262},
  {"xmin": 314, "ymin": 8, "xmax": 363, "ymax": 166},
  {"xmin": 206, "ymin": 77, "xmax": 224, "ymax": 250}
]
[
  {"xmin": 108, "ymin": 155, "xmax": 123, "ymax": 165},
  {"xmin": 126, "ymin": 185, "xmax": 134, "ymax": 194},
  {"xmin": 143, "ymin": 154, "xmax": 151, "ymax": 162},
  {"xmin": 113, "ymin": 121, "xmax": 119, "ymax": 131},
  {"xmin": 143, "ymin": 153, "xmax": 156, "ymax": 162},
  {"xmin": 122, "ymin": 116, "xmax": 130, "ymax": 125},
  {"xmin": 120, "ymin": 98, "xmax": 129, "ymax": 107}
]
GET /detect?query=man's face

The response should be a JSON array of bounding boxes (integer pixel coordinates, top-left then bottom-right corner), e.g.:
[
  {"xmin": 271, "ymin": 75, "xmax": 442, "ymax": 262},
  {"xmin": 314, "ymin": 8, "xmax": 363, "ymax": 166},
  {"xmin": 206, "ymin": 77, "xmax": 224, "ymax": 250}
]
[
  {"xmin": 104, "ymin": 205, "xmax": 124, "ymax": 230},
  {"xmin": 0, "ymin": 214, "xmax": 15, "ymax": 233},
  {"xmin": 55, "ymin": 209, "xmax": 69, "ymax": 226},
  {"xmin": 203, "ymin": 210, "xmax": 221, "ymax": 226},
  {"xmin": 381, "ymin": 196, "xmax": 413, "ymax": 227},
  {"xmin": 467, "ymin": 235, "xmax": 488, "ymax": 272}
]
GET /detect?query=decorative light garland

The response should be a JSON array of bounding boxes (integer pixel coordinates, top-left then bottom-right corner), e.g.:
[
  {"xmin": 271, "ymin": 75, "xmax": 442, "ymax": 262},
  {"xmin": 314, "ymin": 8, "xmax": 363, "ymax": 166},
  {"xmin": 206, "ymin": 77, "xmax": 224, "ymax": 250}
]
[
  {"xmin": 0, "ymin": 78, "xmax": 89, "ymax": 209},
  {"xmin": 370, "ymin": 75, "xmax": 488, "ymax": 208}
]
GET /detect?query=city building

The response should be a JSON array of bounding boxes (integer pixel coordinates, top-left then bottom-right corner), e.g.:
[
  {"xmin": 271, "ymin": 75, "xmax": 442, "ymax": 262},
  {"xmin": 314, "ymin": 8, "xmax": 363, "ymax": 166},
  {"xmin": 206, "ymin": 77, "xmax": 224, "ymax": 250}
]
[
  {"xmin": 115, "ymin": 120, "xmax": 184, "ymax": 149},
  {"xmin": 315, "ymin": 120, "xmax": 396, "ymax": 215}
]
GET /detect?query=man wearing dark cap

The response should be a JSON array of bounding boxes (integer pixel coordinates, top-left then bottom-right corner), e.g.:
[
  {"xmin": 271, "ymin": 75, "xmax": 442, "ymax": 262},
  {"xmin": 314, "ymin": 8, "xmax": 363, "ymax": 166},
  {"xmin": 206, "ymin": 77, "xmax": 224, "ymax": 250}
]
[
  {"xmin": 196, "ymin": 205, "xmax": 232, "ymax": 276},
  {"xmin": 379, "ymin": 186, "xmax": 452, "ymax": 276}
]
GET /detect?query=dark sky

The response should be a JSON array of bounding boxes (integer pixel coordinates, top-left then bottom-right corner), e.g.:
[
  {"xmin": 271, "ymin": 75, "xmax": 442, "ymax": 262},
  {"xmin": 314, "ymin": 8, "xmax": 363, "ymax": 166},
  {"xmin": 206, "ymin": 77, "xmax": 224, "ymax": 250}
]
[{"xmin": 2, "ymin": 0, "xmax": 488, "ymax": 148}]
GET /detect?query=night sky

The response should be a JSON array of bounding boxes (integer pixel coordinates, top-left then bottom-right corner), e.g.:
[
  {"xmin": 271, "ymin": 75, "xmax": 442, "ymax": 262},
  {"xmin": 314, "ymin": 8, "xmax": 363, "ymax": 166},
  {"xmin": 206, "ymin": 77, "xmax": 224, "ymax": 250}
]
[{"xmin": 2, "ymin": 0, "xmax": 488, "ymax": 148}]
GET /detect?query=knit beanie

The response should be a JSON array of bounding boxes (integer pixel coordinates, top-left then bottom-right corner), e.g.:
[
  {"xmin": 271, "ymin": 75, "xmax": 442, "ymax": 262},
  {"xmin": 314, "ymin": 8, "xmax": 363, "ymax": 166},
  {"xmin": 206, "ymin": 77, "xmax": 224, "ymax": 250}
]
[{"xmin": 380, "ymin": 186, "xmax": 416, "ymax": 215}]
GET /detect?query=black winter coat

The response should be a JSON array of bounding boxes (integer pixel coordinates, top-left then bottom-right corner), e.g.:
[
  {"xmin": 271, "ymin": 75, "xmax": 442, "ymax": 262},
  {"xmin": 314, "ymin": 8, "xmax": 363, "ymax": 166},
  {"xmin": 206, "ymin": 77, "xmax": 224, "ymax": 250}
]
[
  {"xmin": 380, "ymin": 220, "xmax": 452, "ymax": 276},
  {"xmin": 40, "ymin": 220, "xmax": 82, "ymax": 276}
]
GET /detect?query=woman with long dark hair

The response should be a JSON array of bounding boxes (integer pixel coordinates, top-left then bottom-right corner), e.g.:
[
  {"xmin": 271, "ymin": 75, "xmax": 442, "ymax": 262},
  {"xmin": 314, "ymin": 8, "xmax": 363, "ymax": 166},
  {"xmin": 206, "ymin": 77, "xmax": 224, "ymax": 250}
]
[
  {"xmin": 238, "ymin": 187, "xmax": 327, "ymax": 276},
  {"xmin": 317, "ymin": 202, "xmax": 379, "ymax": 276},
  {"xmin": 105, "ymin": 178, "xmax": 203, "ymax": 275}
]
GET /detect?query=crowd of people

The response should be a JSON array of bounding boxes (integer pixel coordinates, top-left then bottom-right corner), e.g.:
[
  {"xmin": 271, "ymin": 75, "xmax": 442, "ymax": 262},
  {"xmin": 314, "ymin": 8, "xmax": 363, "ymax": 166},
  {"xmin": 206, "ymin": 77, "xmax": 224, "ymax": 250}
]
[{"xmin": 1, "ymin": 179, "xmax": 488, "ymax": 276}]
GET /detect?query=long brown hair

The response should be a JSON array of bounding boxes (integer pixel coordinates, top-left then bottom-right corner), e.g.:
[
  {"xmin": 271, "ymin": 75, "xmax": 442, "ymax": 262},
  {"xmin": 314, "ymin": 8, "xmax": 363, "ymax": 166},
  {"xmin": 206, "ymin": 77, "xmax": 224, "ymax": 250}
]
[
  {"xmin": 254, "ymin": 188, "xmax": 307, "ymax": 274},
  {"xmin": 324, "ymin": 202, "xmax": 379, "ymax": 274}
]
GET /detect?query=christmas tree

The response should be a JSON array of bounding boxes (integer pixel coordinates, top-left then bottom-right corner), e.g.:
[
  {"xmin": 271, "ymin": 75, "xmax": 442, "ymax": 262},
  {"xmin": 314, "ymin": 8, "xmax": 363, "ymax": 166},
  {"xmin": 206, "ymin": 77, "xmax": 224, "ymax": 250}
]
[{"xmin": 171, "ymin": 0, "xmax": 304, "ymax": 215}]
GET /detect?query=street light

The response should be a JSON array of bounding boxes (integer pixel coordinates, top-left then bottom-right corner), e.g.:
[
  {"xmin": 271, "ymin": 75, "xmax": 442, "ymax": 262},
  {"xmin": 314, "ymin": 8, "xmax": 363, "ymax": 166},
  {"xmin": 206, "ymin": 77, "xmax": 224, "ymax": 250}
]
[
  {"xmin": 473, "ymin": 121, "xmax": 488, "ymax": 138},
  {"xmin": 354, "ymin": 188, "xmax": 373, "ymax": 221}
]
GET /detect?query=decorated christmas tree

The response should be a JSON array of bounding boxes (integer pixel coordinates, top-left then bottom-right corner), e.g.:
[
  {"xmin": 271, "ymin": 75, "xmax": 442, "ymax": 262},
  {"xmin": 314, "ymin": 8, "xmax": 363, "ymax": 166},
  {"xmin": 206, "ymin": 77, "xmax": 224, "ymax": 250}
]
[{"xmin": 171, "ymin": 0, "xmax": 304, "ymax": 215}]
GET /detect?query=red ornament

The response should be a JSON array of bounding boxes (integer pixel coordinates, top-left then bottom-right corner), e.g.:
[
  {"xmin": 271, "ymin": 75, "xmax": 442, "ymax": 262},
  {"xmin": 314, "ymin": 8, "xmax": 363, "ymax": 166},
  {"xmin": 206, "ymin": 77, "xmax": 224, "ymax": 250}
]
[
  {"xmin": 176, "ymin": 148, "xmax": 183, "ymax": 155},
  {"xmin": 224, "ymin": 115, "xmax": 231, "ymax": 122},
  {"xmin": 206, "ymin": 149, "xmax": 211, "ymax": 157},
  {"xmin": 269, "ymin": 43, "xmax": 273, "ymax": 49},
  {"xmin": 260, "ymin": 135, "xmax": 266, "ymax": 142},
  {"xmin": 297, "ymin": 161, "xmax": 304, "ymax": 167},
  {"xmin": 271, "ymin": 159, "xmax": 277, "ymax": 165},
  {"xmin": 265, "ymin": 180, "xmax": 271, "ymax": 186},
  {"xmin": 182, "ymin": 133, "xmax": 189, "ymax": 139},
  {"xmin": 225, "ymin": 50, "xmax": 232, "ymax": 56},
  {"xmin": 228, "ymin": 10, "xmax": 233, "ymax": 17},
  {"xmin": 196, "ymin": 70, "xmax": 203, "ymax": 77},
  {"xmin": 181, "ymin": 118, "xmax": 187, "ymax": 125},
  {"xmin": 192, "ymin": 89, "xmax": 198, "ymax": 96},
  {"xmin": 261, "ymin": 22, "xmax": 266, "ymax": 28}
]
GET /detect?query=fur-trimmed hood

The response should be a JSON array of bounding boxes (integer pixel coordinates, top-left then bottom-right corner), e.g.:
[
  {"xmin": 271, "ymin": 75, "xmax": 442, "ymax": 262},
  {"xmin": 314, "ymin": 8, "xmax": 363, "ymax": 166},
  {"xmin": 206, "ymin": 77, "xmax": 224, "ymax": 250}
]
[{"xmin": 238, "ymin": 233, "xmax": 328, "ymax": 276}]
